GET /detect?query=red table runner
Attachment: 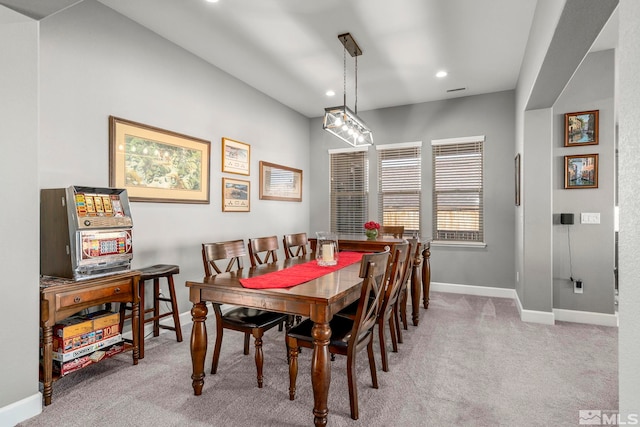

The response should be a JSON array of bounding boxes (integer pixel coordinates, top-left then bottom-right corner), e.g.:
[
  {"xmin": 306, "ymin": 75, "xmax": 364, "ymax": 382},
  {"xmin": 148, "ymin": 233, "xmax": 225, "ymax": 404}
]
[{"xmin": 239, "ymin": 252, "xmax": 364, "ymax": 289}]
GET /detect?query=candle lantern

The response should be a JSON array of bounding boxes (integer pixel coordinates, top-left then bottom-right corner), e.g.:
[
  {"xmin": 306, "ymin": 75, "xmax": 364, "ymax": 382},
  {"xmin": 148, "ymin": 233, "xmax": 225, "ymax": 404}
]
[{"xmin": 315, "ymin": 231, "xmax": 339, "ymax": 266}]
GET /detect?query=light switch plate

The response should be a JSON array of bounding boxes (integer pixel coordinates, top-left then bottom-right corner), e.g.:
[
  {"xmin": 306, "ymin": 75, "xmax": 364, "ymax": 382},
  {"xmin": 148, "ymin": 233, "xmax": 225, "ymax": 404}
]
[{"xmin": 581, "ymin": 212, "xmax": 600, "ymax": 224}]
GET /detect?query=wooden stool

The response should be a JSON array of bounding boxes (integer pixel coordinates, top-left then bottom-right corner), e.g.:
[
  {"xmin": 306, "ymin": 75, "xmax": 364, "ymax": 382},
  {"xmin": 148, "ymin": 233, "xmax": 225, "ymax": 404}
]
[{"xmin": 119, "ymin": 264, "xmax": 182, "ymax": 359}]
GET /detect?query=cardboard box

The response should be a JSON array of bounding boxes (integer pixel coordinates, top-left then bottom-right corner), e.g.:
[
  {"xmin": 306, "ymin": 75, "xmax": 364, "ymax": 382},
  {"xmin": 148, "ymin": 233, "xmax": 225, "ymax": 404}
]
[
  {"xmin": 84, "ymin": 310, "xmax": 120, "ymax": 330},
  {"xmin": 51, "ymin": 334, "xmax": 123, "ymax": 363},
  {"xmin": 53, "ymin": 316, "xmax": 93, "ymax": 339}
]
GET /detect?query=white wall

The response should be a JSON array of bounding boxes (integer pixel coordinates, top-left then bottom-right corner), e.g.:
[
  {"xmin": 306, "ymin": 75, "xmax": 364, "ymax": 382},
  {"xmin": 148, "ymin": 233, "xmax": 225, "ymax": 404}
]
[
  {"xmin": 309, "ymin": 91, "xmax": 516, "ymax": 289},
  {"xmin": 38, "ymin": 0, "xmax": 311, "ymax": 309},
  {"xmin": 0, "ymin": 5, "xmax": 42, "ymax": 425}
]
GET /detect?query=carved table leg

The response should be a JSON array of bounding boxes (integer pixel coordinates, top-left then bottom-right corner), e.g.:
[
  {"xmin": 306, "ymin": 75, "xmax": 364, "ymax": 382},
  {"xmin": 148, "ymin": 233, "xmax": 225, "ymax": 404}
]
[
  {"xmin": 132, "ymin": 299, "xmax": 140, "ymax": 364},
  {"xmin": 190, "ymin": 302, "xmax": 208, "ymax": 395},
  {"xmin": 422, "ymin": 245, "xmax": 431, "ymax": 309},
  {"xmin": 411, "ymin": 253, "xmax": 422, "ymax": 326},
  {"xmin": 311, "ymin": 321, "xmax": 331, "ymax": 427},
  {"xmin": 42, "ymin": 325, "xmax": 53, "ymax": 406}
]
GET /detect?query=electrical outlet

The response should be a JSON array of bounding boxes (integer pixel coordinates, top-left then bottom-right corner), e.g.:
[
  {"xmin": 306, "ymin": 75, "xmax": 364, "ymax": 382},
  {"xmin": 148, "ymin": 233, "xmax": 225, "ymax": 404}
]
[
  {"xmin": 574, "ymin": 280, "xmax": 583, "ymax": 294},
  {"xmin": 581, "ymin": 212, "xmax": 600, "ymax": 224}
]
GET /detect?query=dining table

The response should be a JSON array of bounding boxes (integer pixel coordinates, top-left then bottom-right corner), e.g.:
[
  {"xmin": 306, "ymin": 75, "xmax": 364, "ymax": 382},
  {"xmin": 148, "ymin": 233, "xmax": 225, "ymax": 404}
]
[
  {"xmin": 309, "ymin": 233, "xmax": 432, "ymax": 324},
  {"xmin": 185, "ymin": 253, "xmax": 369, "ymax": 426}
]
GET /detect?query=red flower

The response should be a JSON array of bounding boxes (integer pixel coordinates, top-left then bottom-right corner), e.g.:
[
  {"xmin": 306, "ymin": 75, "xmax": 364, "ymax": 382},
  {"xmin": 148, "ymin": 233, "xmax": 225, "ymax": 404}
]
[{"xmin": 364, "ymin": 221, "xmax": 380, "ymax": 230}]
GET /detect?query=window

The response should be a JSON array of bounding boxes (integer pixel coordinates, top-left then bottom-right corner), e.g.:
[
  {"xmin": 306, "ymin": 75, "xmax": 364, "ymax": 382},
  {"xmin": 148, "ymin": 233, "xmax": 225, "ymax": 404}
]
[
  {"xmin": 376, "ymin": 142, "xmax": 422, "ymax": 234},
  {"xmin": 330, "ymin": 148, "xmax": 369, "ymax": 233},
  {"xmin": 432, "ymin": 136, "xmax": 484, "ymax": 243}
]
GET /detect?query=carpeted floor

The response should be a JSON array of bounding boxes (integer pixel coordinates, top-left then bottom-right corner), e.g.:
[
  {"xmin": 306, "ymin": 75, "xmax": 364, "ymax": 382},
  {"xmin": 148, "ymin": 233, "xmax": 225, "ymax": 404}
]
[{"xmin": 20, "ymin": 292, "xmax": 618, "ymax": 426}]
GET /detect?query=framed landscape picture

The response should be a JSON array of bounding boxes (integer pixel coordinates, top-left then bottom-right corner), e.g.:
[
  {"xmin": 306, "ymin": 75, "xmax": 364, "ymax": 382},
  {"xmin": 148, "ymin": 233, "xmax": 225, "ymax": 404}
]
[
  {"xmin": 564, "ymin": 154, "xmax": 598, "ymax": 189},
  {"xmin": 109, "ymin": 116, "xmax": 210, "ymax": 203},
  {"xmin": 222, "ymin": 137, "xmax": 250, "ymax": 175},
  {"xmin": 259, "ymin": 161, "xmax": 302, "ymax": 202},
  {"xmin": 564, "ymin": 110, "xmax": 599, "ymax": 146},
  {"xmin": 222, "ymin": 177, "xmax": 250, "ymax": 212}
]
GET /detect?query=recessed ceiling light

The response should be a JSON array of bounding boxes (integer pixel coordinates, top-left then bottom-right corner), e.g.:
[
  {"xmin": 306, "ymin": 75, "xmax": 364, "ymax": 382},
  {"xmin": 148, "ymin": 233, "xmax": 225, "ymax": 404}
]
[
  {"xmin": 436, "ymin": 70, "xmax": 448, "ymax": 78},
  {"xmin": 326, "ymin": 90, "xmax": 335, "ymax": 97},
  {"xmin": 206, "ymin": 0, "xmax": 219, "ymax": 3}
]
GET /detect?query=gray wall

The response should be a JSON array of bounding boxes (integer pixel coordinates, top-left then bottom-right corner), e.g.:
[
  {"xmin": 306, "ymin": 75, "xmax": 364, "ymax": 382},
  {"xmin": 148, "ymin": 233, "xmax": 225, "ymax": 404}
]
[
  {"xmin": 310, "ymin": 91, "xmax": 516, "ymax": 289},
  {"xmin": 0, "ymin": 5, "xmax": 40, "ymax": 416},
  {"xmin": 618, "ymin": 0, "xmax": 640, "ymax": 413},
  {"xmin": 552, "ymin": 49, "xmax": 615, "ymax": 314},
  {"xmin": 38, "ymin": 0, "xmax": 311, "ymax": 311}
]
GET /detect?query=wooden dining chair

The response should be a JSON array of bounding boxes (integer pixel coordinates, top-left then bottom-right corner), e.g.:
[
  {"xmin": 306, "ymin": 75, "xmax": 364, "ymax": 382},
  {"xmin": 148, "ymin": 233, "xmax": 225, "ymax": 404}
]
[
  {"xmin": 378, "ymin": 225, "xmax": 405, "ymax": 238},
  {"xmin": 201, "ymin": 240, "xmax": 289, "ymax": 388},
  {"xmin": 286, "ymin": 249, "xmax": 391, "ymax": 420},
  {"xmin": 248, "ymin": 235, "xmax": 279, "ymax": 266},
  {"xmin": 283, "ymin": 232, "xmax": 309, "ymax": 259},
  {"xmin": 398, "ymin": 238, "xmax": 422, "ymax": 334}
]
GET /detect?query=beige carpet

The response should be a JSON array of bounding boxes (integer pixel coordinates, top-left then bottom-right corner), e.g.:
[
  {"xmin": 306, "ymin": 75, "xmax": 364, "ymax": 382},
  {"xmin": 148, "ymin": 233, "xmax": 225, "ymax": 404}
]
[{"xmin": 21, "ymin": 292, "xmax": 618, "ymax": 426}]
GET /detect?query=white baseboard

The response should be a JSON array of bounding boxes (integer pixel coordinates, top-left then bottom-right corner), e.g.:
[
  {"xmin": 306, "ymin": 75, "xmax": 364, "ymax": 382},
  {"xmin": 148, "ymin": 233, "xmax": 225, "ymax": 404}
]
[
  {"xmin": 553, "ymin": 308, "xmax": 618, "ymax": 327},
  {"xmin": 513, "ymin": 292, "xmax": 555, "ymax": 325},
  {"xmin": 0, "ymin": 392, "xmax": 42, "ymax": 426},
  {"xmin": 431, "ymin": 282, "xmax": 517, "ymax": 299}
]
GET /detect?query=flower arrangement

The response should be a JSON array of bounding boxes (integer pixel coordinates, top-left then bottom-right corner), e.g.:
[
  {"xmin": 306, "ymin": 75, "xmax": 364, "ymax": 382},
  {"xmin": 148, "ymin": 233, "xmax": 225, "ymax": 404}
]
[{"xmin": 364, "ymin": 221, "xmax": 380, "ymax": 230}]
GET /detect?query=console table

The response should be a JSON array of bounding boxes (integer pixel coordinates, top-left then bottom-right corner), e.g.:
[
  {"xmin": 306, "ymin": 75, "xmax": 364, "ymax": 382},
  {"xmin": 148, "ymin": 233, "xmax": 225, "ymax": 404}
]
[{"xmin": 40, "ymin": 271, "xmax": 140, "ymax": 405}]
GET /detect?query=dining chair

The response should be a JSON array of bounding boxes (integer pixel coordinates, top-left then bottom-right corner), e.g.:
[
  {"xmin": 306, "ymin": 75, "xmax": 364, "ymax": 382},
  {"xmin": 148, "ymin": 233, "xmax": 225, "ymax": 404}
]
[
  {"xmin": 378, "ymin": 225, "xmax": 405, "ymax": 238},
  {"xmin": 248, "ymin": 235, "xmax": 279, "ymax": 266},
  {"xmin": 201, "ymin": 240, "xmax": 289, "ymax": 388},
  {"xmin": 282, "ymin": 232, "xmax": 309, "ymax": 259},
  {"xmin": 398, "ymin": 238, "xmax": 422, "ymax": 334},
  {"xmin": 286, "ymin": 249, "xmax": 391, "ymax": 420}
]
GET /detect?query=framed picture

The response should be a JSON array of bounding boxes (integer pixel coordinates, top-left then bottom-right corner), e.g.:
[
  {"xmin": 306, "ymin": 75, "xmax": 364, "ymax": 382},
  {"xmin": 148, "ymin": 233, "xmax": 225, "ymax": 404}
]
[
  {"xmin": 222, "ymin": 177, "xmax": 250, "ymax": 212},
  {"xmin": 109, "ymin": 116, "xmax": 210, "ymax": 203},
  {"xmin": 515, "ymin": 153, "xmax": 521, "ymax": 206},
  {"xmin": 564, "ymin": 110, "xmax": 599, "ymax": 146},
  {"xmin": 259, "ymin": 161, "xmax": 302, "ymax": 202},
  {"xmin": 564, "ymin": 154, "xmax": 598, "ymax": 189},
  {"xmin": 222, "ymin": 137, "xmax": 250, "ymax": 175}
]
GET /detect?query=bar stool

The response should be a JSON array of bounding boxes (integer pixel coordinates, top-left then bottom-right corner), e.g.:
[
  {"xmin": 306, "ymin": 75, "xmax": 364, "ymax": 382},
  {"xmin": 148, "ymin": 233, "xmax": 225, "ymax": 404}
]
[{"xmin": 119, "ymin": 264, "xmax": 182, "ymax": 359}]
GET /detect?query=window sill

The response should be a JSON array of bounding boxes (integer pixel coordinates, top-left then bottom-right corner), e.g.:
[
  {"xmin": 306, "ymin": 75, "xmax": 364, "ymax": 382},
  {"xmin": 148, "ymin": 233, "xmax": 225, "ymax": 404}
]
[{"xmin": 431, "ymin": 241, "xmax": 487, "ymax": 248}]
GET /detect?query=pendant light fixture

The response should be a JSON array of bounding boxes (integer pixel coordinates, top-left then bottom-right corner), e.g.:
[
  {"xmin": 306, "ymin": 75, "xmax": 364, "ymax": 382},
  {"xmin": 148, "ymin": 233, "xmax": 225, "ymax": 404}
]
[{"xmin": 323, "ymin": 33, "xmax": 373, "ymax": 147}]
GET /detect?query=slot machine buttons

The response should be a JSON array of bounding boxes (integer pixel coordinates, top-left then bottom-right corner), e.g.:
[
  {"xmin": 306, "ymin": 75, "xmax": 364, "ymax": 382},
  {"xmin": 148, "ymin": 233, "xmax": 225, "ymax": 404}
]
[{"xmin": 84, "ymin": 220, "xmax": 91, "ymax": 226}]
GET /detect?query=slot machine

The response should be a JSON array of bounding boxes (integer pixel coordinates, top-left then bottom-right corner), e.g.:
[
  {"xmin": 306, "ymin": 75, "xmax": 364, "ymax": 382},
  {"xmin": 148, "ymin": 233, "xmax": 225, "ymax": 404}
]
[{"xmin": 40, "ymin": 186, "xmax": 134, "ymax": 280}]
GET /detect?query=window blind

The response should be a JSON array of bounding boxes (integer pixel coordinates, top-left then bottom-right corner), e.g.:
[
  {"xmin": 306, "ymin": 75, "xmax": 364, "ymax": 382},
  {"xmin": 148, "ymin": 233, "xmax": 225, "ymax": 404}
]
[
  {"xmin": 330, "ymin": 150, "xmax": 368, "ymax": 233},
  {"xmin": 432, "ymin": 139, "xmax": 484, "ymax": 242},
  {"xmin": 377, "ymin": 145, "xmax": 421, "ymax": 234}
]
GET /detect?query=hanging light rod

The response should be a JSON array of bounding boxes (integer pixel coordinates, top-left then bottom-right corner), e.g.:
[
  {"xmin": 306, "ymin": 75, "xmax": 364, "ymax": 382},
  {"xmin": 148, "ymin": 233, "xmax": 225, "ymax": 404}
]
[{"xmin": 322, "ymin": 32, "xmax": 373, "ymax": 148}]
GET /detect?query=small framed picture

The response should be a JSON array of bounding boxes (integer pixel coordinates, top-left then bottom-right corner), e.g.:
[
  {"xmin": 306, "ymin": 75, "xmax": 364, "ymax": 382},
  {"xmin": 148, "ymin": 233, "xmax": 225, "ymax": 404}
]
[
  {"xmin": 564, "ymin": 110, "xmax": 598, "ymax": 146},
  {"xmin": 222, "ymin": 178, "xmax": 250, "ymax": 212},
  {"xmin": 564, "ymin": 154, "xmax": 598, "ymax": 189},
  {"xmin": 222, "ymin": 137, "xmax": 250, "ymax": 175},
  {"xmin": 259, "ymin": 161, "xmax": 302, "ymax": 202}
]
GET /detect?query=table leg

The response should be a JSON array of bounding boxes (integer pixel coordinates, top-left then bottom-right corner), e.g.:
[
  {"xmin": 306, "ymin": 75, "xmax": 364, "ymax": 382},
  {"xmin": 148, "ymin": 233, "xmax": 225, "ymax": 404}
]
[
  {"xmin": 190, "ymin": 302, "xmax": 208, "ymax": 395},
  {"xmin": 422, "ymin": 245, "xmax": 431, "ymax": 309},
  {"xmin": 311, "ymin": 321, "xmax": 331, "ymax": 427},
  {"xmin": 42, "ymin": 325, "xmax": 53, "ymax": 406},
  {"xmin": 410, "ymin": 252, "xmax": 422, "ymax": 326}
]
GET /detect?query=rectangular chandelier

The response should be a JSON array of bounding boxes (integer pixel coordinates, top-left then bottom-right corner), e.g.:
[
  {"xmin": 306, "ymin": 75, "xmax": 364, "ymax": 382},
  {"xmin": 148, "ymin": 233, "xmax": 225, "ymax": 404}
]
[{"xmin": 323, "ymin": 105, "xmax": 373, "ymax": 147}]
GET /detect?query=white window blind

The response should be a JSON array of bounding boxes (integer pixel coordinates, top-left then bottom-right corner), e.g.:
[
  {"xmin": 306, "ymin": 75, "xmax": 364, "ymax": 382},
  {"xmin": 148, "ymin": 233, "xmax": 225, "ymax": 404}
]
[
  {"xmin": 432, "ymin": 137, "xmax": 484, "ymax": 242},
  {"xmin": 377, "ymin": 143, "xmax": 421, "ymax": 234},
  {"xmin": 330, "ymin": 150, "xmax": 369, "ymax": 233}
]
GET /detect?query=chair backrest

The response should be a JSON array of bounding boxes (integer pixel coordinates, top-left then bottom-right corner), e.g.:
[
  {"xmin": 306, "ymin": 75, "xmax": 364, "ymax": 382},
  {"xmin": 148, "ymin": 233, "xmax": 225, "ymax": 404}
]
[
  {"xmin": 379, "ymin": 242, "xmax": 410, "ymax": 318},
  {"xmin": 283, "ymin": 233, "xmax": 309, "ymax": 259},
  {"xmin": 379, "ymin": 225, "xmax": 404, "ymax": 238},
  {"xmin": 400, "ymin": 238, "xmax": 421, "ymax": 287},
  {"xmin": 350, "ymin": 249, "xmax": 392, "ymax": 345},
  {"xmin": 201, "ymin": 240, "xmax": 246, "ymax": 275},
  {"xmin": 248, "ymin": 235, "xmax": 279, "ymax": 267}
]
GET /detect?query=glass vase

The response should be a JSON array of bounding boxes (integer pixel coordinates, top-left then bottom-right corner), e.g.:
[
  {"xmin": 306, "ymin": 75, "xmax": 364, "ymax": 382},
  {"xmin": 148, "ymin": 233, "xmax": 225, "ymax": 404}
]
[{"xmin": 365, "ymin": 229, "xmax": 378, "ymax": 240}]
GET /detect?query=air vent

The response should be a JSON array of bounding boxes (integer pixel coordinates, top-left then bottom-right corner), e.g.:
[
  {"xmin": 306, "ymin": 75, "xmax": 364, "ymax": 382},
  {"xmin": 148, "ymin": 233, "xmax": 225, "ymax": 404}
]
[{"xmin": 446, "ymin": 87, "xmax": 467, "ymax": 93}]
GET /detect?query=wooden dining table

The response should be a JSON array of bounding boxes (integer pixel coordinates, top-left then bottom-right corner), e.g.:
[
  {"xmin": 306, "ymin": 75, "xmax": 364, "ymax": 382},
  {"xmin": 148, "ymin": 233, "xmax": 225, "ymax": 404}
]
[{"xmin": 185, "ymin": 254, "xmax": 368, "ymax": 426}]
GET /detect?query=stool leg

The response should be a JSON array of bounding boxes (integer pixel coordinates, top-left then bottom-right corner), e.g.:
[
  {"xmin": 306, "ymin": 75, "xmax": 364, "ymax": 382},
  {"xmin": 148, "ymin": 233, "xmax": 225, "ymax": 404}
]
[
  {"xmin": 167, "ymin": 275, "xmax": 183, "ymax": 342},
  {"xmin": 153, "ymin": 278, "xmax": 160, "ymax": 337},
  {"xmin": 138, "ymin": 279, "xmax": 146, "ymax": 359}
]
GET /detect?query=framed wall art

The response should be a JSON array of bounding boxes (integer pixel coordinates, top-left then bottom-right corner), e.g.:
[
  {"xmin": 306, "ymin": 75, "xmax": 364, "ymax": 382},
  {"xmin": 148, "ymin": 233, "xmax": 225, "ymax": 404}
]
[
  {"xmin": 222, "ymin": 177, "xmax": 250, "ymax": 212},
  {"xmin": 222, "ymin": 137, "xmax": 250, "ymax": 175},
  {"xmin": 259, "ymin": 161, "xmax": 302, "ymax": 202},
  {"xmin": 109, "ymin": 116, "xmax": 210, "ymax": 203},
  {"xmin": 564, "ymin": 154, "xmax": 598, "ymax": 189},
  {"xmin": 564, "ymin": 110, "xmax": 599, "ymax": 147},
  {"xmin": 515, "ymin": 153, "xmax": 521, "ymax": 206}
]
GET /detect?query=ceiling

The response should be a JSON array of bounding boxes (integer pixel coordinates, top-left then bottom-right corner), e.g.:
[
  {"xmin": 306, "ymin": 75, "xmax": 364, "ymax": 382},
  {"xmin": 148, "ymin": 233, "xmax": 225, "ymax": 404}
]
[{"xmin": 0, "ymin": 0, "xmax": 616, "ymax": 119}]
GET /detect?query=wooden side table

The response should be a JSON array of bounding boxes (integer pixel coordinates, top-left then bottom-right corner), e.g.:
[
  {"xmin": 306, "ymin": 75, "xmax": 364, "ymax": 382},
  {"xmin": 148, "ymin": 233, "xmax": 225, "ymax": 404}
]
[{"xmin": 40, "ymin": 271, "xmax": 140, "ymax": 405}]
